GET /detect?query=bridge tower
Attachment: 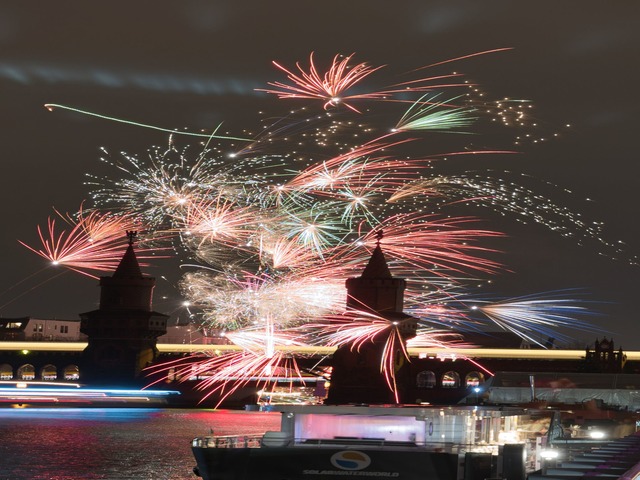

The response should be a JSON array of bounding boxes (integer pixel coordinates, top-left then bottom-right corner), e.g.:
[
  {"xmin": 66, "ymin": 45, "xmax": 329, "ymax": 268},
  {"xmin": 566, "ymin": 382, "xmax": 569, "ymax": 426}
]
[
  {"xmin": 326, "ymin": 231, "xmax": 418, "ymax": 404},
  {"xmin": 80, "ymin": 231, "xmax": 168, "ymax": 384}
]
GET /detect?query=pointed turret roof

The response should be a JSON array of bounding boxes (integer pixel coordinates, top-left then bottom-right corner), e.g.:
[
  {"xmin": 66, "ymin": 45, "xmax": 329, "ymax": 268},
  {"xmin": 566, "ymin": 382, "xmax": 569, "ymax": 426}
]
[
  {"xmin": 113, "ymin": 231, "xmax": 143, "ymax": 278},
  {"xmin": 360, "ymin": 230, "xmax": 392, "ymax": 278},
  {"xmin": 361, "ymin": 243, "xmax": 392, "ymax": 278}
]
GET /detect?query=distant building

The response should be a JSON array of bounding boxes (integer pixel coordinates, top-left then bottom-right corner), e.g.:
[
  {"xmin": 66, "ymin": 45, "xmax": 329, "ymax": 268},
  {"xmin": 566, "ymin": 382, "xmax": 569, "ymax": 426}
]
[
  {"xmin": 0, "ymin": 317, "xmax": 84, "ymax": 342},
  {"xmin": 158, "ymin": 322, "xmax": 228, "ymax": 345},
  {"xmin": 0, "ymin": 316, "xmax": 223, "ymax": 345},
  {"xmin": 583, "ymin": 337, "xmax": 626, "ymax": 373}
]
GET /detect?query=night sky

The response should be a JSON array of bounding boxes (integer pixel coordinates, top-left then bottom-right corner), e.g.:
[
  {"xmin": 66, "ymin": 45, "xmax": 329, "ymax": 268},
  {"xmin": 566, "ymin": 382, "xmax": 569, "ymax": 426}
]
[{"xmin": 1, "ymin": 3, "xmax": 638, "ymax": 348}]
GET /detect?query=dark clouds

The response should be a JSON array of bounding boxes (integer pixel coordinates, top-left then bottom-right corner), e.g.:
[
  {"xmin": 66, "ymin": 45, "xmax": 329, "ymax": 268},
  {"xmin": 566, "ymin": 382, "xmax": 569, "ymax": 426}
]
[{"xmin": 0, "ymin": 62, "xmax": 262, "ymax": 95}]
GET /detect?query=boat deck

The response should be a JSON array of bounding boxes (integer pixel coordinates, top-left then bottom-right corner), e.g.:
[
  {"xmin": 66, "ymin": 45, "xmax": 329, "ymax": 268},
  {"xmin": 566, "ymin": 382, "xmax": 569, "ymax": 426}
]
[{"xmin": 531, "ymin": 433, "xmax": 640, "ymax": 479}]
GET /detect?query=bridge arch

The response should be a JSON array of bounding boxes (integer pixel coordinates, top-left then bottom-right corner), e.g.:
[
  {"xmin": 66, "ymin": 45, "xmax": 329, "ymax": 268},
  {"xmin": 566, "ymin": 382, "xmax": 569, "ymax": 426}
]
[
  {"xmin": 416, "ymin": 370, "xmax": 436, "ymax": 388},
  {"xmin": 465, "ymin": 371, "xmax": 485, "ymax": 388},
  {"xmin": 17, "ymin": 364, "xmax": 36, "ymax": 380},
  {"xmin": 63, "ymin": 365, "xmax": 80, "ymax": 381},
  {"xmin": 0, "ymin": 363, "xmax": 13, "ymax": 380},
  {"xmin": 442, "ymin": 371, "xmax": 461, "ymax": 388},
  {"xmin": 40, "ymin": 364, "xmax": 58, "ymax": 381}
]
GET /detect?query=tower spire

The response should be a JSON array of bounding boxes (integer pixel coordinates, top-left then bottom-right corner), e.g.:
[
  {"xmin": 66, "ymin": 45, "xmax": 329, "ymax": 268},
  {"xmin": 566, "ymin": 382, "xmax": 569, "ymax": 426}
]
[
  {"xmin": 347, "ymin": 232, "xmax": 400, "ymax": 311},
  {"xmin": 361, "ymin": 231, "xmax": 392, "ymax": 279},
  {"xmin": 114, "ymin": 231, "xmax": 142, "ymax": 278}
]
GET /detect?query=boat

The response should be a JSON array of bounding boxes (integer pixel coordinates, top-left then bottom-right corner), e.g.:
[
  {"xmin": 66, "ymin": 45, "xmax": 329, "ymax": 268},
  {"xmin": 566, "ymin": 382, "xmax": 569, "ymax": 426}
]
[
  {"xmin": 189, "ymin": 242, "xmax": 640, "ymax": 479},
  {"xmin": 191, "ymin": 403, "xmax": 562, "ymax": 480}
]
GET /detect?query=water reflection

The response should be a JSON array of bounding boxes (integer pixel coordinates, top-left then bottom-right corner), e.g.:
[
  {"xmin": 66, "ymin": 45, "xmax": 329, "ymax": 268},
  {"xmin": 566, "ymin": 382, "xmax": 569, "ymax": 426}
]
[{"xmin": 0, "ymin": 408, "xmax": 279, "ymax": 479}]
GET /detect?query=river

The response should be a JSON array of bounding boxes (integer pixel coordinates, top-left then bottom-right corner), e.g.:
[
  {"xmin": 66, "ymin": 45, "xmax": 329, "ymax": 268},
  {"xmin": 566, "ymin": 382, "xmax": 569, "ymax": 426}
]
[{"xmin": 0, "ymin": 408, "xmax": 280, "ymax": 480}]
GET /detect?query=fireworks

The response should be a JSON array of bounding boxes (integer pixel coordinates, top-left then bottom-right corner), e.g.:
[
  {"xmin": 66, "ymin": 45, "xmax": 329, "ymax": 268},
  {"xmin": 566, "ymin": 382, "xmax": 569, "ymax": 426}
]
[
  {"xmin": 257, "ymin": 51, "xmax": 496, "ymax": 114},
  {"xmin": 146, "ymin": 319, "xmax": 312, "ymax": 405},
  {"xmin": 258, "ymin": 53, "xmax": 386, "ymax": 113},
  {"xmin": 86, "ymin": 144, "xmax": 248, "ymax": 228},
  {"xmin": 393, "ymin": 94, "xmax": 477, "ymax": 133},
  {"xmin": 470, "ymin": 292, "xmax": 600, "ymax": 347},
  {"xmin": 31, "ymin": 50, "xmax": 618, "ymax": 403},
  {"xmin": 19, "ymin": 207, "xmax": 159, "ymax": 278}
]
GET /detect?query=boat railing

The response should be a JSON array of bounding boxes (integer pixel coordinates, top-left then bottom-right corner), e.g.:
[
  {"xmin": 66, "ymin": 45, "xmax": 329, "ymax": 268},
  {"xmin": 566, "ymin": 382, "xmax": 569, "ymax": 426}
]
[
  {"xmin": 193, "ymin": 433, "xmax": 506, "ymax": 454},
  {"xmin": 192, "ymin": 434, "xmax": 263, "ymax": 449},
  {"xmin": 299, "ymin": 437, "xmax": 418, "ymax": 447}
]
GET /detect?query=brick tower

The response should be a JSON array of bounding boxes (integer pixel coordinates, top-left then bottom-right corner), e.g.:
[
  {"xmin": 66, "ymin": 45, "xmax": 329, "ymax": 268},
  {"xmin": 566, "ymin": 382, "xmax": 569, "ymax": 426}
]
[
  {"xmin": 80, "ymin": 231, "xmax": 168, "ymax": 384},
  {"xmin": 326, "ymin": 232, "xmax": 418, "ymax": 404}
]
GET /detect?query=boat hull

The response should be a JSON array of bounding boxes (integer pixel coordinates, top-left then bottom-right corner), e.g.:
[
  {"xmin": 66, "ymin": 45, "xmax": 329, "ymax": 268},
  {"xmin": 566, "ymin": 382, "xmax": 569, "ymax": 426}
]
[{"xmin": 192, "ymin": 446, "xmax": 463, "ymax": 480}]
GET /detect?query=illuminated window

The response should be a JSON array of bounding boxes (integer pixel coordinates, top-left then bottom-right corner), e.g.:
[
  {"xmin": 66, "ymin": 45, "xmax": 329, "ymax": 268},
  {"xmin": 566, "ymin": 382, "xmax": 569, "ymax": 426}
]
[{"xmin": 442, "ymin": 371, "xmax": 460, "ymax": 388}]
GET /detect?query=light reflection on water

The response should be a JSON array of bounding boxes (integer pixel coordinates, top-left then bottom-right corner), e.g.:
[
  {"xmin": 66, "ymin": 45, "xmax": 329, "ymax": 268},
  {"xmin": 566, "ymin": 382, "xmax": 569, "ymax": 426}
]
[{"xmin": 0, "ymin": 408, "xmax": 279, "ymax": 480}]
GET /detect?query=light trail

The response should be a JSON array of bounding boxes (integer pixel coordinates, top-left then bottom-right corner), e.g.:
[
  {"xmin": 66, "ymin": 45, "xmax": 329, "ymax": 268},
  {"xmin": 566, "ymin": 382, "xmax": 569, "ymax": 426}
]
[
  {"xmin": 44, "ymin": 104, "xmax": 251, "ymax": 141},
  {"xmin": 5, "ymin": 342, "xmax": 640, "ymax": 361}
]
